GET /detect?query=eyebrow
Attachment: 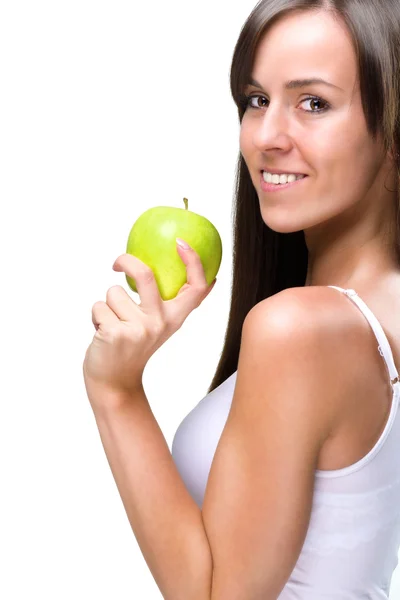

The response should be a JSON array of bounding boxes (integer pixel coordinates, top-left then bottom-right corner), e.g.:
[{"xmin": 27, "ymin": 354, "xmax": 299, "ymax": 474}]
[{"xmin": 246, "ymin": 77, "xmax": 344, "ymax": 91}]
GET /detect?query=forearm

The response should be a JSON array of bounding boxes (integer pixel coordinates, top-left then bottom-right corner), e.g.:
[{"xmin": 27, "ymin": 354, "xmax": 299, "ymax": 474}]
[{"xmin": 91, "ymin": 384, "xmax": 213, "ymax": 600}]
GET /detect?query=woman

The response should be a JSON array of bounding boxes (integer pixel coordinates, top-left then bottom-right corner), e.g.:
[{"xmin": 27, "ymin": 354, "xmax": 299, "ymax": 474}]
[{"xmin": 84, "ymin": 0, "xmax": 400, "ymax": 598}]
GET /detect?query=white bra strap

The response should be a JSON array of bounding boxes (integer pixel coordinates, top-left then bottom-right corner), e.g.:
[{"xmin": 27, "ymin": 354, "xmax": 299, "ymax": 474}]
[{"xmin": 327, "ymin": 285, "xmax": 399, "ymax": 387}]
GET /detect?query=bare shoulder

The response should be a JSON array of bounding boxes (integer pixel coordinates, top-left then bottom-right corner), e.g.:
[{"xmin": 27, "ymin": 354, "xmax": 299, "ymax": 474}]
[
  {"xmin": 245, "ymin": 285, "xmax": 355, "ymax": 339},
  {"xmin": 242, "ymin": 285, "xmax": 366, "ymax": 432}
]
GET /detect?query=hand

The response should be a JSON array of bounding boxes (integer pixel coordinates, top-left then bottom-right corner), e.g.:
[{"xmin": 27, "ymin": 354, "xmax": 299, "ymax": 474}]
[{"xmin": 83, "ymin": 241, "xmax": 217, "ymax": 411}]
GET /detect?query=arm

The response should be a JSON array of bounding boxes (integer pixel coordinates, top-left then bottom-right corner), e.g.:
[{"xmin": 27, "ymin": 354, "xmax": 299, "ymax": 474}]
[{"xmin": 91, "ymin": 384, "xmax": 213, "ymax": 600}]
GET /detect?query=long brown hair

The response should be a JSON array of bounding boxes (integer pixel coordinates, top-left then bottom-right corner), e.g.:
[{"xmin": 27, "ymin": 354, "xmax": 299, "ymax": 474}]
[{"xmin": 207, "ymin": 0, "xmax": 400, "ymax": 394}]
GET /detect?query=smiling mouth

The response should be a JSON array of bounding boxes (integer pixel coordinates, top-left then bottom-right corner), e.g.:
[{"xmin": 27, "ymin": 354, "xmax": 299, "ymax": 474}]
[
  {"xmin": 261, "ymin": 170, "xmax": 307, "ymax": 181},
  {"xmin": 259, "ymin": 172, "xmax": 309, "ymax": 193}
]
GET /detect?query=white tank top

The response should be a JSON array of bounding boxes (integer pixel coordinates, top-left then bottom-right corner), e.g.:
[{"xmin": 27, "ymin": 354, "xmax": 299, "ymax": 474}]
[{"xmin": 171, "ymin": 286, "xmax": 400, "ymax": 598}]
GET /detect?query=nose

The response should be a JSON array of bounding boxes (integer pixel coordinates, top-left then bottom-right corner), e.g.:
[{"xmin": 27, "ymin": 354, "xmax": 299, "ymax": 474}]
[{"xmin": 251, "ymin": 101, "xmax": 293, "ymax": 153}]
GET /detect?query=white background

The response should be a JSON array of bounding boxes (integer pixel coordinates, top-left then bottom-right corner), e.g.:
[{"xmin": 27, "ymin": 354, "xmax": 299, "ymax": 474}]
[{"xmin": 1, "ymin": 1, "xmax": 400, "ymax": 598}]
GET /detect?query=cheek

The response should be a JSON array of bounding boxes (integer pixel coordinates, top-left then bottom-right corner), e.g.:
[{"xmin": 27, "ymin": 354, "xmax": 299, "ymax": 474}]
[
  {"xmin": 308, "ymin": 107, "xmax": 373, "ymax": 178},
  {"xmin": 239, "ymin": 126, "xmax": 257, "ymax": 180},
  {"xmin": 239, "ymin": 114, "xmax": 256, "ymax": 148},
  {"xmin": 239, "ymin": 118, "xmax": 269, "ymax": 187},
  {"xmin": 239, "ymin": 124, "xmax": 250, "ymax": 157},
  {"xmin": 315, "ymin": 138, "xmax": 379, "ymax": 196}
]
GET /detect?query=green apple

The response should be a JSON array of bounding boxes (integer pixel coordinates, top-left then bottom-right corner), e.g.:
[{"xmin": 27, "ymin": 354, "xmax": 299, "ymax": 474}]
[{"xmin": 125, "ymin": 198, "xmax": 223, "ymax": 301}]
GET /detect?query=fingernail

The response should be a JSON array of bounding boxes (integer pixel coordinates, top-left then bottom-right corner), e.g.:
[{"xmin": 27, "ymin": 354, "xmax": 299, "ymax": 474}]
[{"xmin": 176, "ymin": 238, "xmax": 190, "ymax": 250}]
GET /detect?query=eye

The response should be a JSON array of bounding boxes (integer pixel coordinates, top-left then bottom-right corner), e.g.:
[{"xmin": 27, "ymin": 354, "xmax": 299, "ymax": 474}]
[
  {"xmin": 300, "ymin": 96, "xmax": 330, "ymax": 113},
  {"xmin": 240, "ymin": 93, "xmax": 330, "ymax": 114}
]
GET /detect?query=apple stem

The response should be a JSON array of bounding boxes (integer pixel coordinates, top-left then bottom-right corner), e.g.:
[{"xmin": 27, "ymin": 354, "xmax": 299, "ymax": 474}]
[{"xmin": 183, "ymin": 198, "xmax": 188, "ymax": 210}]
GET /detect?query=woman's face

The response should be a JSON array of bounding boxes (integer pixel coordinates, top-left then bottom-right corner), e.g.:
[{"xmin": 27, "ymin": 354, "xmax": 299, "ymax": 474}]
[{"xmin": 239, "ymin": 10, "xmax": 397, "ymax": 236}]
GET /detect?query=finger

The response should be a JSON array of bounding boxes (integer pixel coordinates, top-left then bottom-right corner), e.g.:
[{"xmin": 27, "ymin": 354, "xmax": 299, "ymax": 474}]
[
  {"xmin": 105, "ymin": 285, "xmax": 141, "ymax": 322},
  {"xmin": 165, "ymin": 242, "xmax": 215, "ymax": 324},
  {"xmin": 92, "ymin": 301, "xmax": 120, "ymax": 330},
  {"xmin": 113, "ymin": 254, "xmax": 163, "ymax": 314},
  {"xmin": 175, "ymin": 240, "xmax": 208, "ymax": 289},
  {"xmin": 205, "ymin": 277, "xmax": 217, "ymax": 296}
]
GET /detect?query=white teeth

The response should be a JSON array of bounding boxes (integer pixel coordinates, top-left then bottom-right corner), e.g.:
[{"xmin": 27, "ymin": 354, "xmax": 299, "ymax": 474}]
[{"xmin": 263, "ymin": 172, "xmax": 306, "ymax": 185}]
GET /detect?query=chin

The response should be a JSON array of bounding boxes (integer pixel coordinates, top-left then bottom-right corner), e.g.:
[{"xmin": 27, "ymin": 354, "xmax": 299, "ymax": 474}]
[
  {"xmin": 259, "ymin": 205, "xmax": 306, "ymax": 234},
  {"xmin": 266, "ymin": 222, "xmax": 305, "ymax": 234}
]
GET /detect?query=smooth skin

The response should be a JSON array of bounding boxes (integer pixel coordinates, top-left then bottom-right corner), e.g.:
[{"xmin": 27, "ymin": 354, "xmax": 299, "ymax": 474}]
[
  {"xmin": 240, "ymin": 9, "xmax": 398, "ymax": 290},
  {"xmin": 201, "ymin": 8, "xmax": 400, "ymax": 598}
]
